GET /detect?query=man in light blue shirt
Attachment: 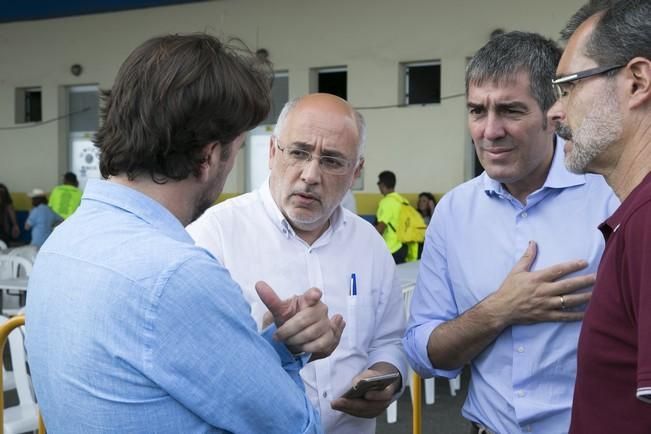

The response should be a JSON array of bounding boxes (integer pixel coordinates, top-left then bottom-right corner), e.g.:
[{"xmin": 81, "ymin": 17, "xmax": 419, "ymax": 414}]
[
  {"xmin": 24, "ymin": 188, "xmax": 62, "ymax": 247},
  {"xmin": 25, "ymin": 34, "xmax": 343, "ymax": 433},
  {"xmin": 403, "ymin": 32, "xmax": 619, "ymax": 434}
]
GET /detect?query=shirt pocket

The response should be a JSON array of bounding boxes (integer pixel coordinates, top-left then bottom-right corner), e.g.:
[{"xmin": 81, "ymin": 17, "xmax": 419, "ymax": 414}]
[{"xmin": 345, "ymin": 295, "xmax": 375, "ymax": 352}]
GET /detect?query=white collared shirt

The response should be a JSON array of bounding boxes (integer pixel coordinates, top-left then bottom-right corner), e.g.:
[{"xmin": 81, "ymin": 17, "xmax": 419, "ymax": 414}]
[{"xmin": 188, "ymin": 181, "xmax": 407, "ymax": 434}]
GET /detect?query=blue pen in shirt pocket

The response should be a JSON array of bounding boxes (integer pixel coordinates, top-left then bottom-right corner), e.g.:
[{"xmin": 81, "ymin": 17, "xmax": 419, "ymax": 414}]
[{"xmin": 347, "ymin": 273, "xmax": 357, "ymax": 347}]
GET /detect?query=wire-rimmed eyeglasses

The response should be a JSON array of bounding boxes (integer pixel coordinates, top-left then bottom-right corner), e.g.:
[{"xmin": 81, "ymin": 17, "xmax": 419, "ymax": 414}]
[
  {"xmin": 274, "ymin": 137, "xmax": 356, "ymax": 175},
  {"xmin": 552, "ymin": 64, "xmax": 625, "ymax": 100}
]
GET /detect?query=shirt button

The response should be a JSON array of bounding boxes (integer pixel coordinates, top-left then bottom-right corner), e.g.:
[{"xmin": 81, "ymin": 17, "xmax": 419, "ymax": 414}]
[
  {"xmin": 521, "ymin": 212, "xmax": 528, "ymax": 218},
  {"xmin": 517, "ymin": 390, "xmax": 525, "ymax": 397},
  {"xmin": 517, "ymin": 346, "xmax": 525, "ymax": 353},
  {"xmin": 322, "ymin": 392, "xmax": 327, "ymax": 398}
]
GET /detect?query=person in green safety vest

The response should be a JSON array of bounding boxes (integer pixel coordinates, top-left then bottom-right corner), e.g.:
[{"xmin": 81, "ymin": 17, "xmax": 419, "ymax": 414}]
[
  {"xmin": 48, "ymin": 172, "xmax": 82, "ymax": 219},
  {"xmin": 375, "ymin": 170, "xmax": 420, "ymax": 263}
]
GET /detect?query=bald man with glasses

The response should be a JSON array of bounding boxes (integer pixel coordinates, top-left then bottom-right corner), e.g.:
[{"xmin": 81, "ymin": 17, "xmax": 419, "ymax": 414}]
[{"xmin": 188, "ymin": 93, "xmax": 407, "ymax": 434}]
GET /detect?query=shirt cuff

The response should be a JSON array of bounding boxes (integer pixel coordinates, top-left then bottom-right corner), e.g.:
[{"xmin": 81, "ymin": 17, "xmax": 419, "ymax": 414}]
[
  {"xmin": 367, "ymin": 353, "xmax": 409, "ymax": 397},
  {"xmin": 404, "ymin": 321, "xmax": 463, "ymax": 379},
  {"xmin": 260, "ymin": 325, "xmax": 311, "ymax": 374}
]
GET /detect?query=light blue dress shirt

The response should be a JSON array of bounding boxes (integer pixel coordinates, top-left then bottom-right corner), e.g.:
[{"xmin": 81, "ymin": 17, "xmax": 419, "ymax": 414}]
[
  {"xmin": 26, "ymin": 203, "xmax": 62, "ymax": 247},
  {"xmin": 25, "ymin": 179, "xmax": 322, "ymax": 434},
  {"xmin": 403, "ymin": 143, "xmax": 619, "ymax": 434}
]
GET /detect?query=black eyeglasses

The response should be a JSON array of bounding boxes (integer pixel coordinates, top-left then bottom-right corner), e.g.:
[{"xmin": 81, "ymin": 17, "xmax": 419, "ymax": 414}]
[
  {"xmin": 274, "ymin": 137, "xmax": 356, "ymax": 175},
  {"xmin": 552, "ymin": 64, "xmax": 625, "ymax": 100}
]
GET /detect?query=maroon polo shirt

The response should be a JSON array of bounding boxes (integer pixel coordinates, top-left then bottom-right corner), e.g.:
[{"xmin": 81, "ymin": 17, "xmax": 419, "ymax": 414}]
[{"xmin": 570, "ymin": 172, "xmax": 651, "ymax": 434}]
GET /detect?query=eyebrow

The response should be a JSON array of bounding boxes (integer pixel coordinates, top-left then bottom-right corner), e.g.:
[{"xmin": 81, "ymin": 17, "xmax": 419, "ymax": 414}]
[
  {"xmin": 495, "ymin": 102, "xmax": 529, "ymax": 111},
  {"xmin": 466, "ymin": 101, "xmax": 528, "ymax": 111}
]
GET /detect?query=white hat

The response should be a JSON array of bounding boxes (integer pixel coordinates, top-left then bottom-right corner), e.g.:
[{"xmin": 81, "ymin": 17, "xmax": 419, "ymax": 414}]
[{"xmin": 27, "ymin": 188, "xmax": 46, "ymax": 198}]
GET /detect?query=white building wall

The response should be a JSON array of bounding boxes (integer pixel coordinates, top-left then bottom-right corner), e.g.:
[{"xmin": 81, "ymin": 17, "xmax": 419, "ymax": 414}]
[{"xmin": 0, "ymin": 0, "xmax": 584, "ymax": 193}]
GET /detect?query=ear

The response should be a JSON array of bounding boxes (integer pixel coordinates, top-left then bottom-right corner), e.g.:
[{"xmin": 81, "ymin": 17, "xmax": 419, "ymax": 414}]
[
  {"xmin": 198, "ymin": 142, "xmax": 220, "ymax": 182},
  {"xmin": 626, "ymin": 57, "xmax": 651, "ymax": 109},
  {"xmin": 347, "ymin": 158, "xmax": 364, "ymax": 189},
  {"xmin": 268, "ymin": 136, "xmax": 277, "ymax": 170},
  {"xmin": 353, "ymin": 158, "xmax": 364, "ymax": 179}
]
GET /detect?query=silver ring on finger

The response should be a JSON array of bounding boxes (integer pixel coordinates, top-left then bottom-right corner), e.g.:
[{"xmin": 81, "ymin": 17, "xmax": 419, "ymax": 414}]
[{"xmin": 559, "ymin": 294, "xmax": 566, "ymax": 310}]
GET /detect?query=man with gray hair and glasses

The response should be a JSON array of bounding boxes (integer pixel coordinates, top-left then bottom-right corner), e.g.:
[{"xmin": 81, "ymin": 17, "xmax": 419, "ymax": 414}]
[
  {"xmin": 548, "ymin": 0, "xmax": 651, "ymax": 432},
  {"xmin": 403, "ymin": 31, "xmax": 618, "ymax": 433},
  {"xmin": 188, "ymin": 93, "xmax": 406, "ymax": 433}
]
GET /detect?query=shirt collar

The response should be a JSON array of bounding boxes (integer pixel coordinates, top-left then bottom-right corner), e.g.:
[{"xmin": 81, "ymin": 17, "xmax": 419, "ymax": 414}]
[
  {"xmin": 600, "ymin": 170, "xmax": 651, "ymax": 241},
  {"xmin": 482, "ymin": 136, "xmax": 587, "ymax": 197},
  {"xmin": 258, "ymin": 177, "xmax": 346, "ymax": 240},
  {"xmin": 82, "ymin": 179, "xmax": 193, "ymax": 244}
]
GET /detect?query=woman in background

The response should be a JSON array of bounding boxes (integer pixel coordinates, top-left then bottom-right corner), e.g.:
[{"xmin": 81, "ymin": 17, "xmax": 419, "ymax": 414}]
[
  {"xmin": 417, "ymin": 192, "xmax": 437, "ymax": 259},
  {"xmin": 0, "ymin": 183, "xmax": 20, "ymax": 244},
  {"xmin": 417, "ymin": 192, "xmax": 437, "ymax": 225}
]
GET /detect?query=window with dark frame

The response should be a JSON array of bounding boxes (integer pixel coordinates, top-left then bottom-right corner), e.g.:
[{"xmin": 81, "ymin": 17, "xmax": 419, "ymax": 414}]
[
  {"xmin": 403, "ymin": 61, "xmax": 441, "ymax": 105},
  {"xmin": 15, "ymin": 87, "xmax": 42, "ymax": 123},
  {"xmin": 317, "ymin": 67, "xmax": 347, "ymax": 100}
]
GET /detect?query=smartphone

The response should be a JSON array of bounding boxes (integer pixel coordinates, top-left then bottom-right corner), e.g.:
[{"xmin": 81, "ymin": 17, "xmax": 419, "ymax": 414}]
[{"xmin": 341, "ymin": 372, "xmax": 400, "ymax": 399}]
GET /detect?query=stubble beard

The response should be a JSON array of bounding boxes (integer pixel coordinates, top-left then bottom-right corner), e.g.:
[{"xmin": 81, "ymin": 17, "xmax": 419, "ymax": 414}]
[{"xmin": 564, "ymin": 86, "xmax": 623, "ymax": 174}]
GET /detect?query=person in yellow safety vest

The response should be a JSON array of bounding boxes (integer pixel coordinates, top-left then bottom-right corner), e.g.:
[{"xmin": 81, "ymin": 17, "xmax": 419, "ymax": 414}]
[
  {"xmin": 375, "ymin": 170, "xmax": 419, "ymax": 263},
  {"xmin": 48, "ymin": 172, "xmax": 82, "ymax": 219}
]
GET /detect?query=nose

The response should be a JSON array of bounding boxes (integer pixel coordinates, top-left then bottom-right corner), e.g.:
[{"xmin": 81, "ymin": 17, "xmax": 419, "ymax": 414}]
[
  {"xmin": 483, "ymin": 112, "xmax": 506, "ymax": 141},
  {"xmin": 300, "ymin": 157, "xmax": 321, "ymax": 184},
  {"xmin": 547, "ymin": 99, "xmax": 566, "ymax": 127}
]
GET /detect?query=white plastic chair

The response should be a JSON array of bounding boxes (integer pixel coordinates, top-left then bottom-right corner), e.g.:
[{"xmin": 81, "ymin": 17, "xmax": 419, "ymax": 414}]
[
  {"xmin": 2, "ymin": 361, "xmax": 16, "ymax": 392},
  {"xmin": 0, "ymin": 315, "xmax": 40, "ymax": 434},
  {"xmin": 6, "ymin": 245, "xmax": 38, "ymax": 264},
  {"xmin": 0, "ymin": 254, "xmax": 18, "ymax": 388},
  {"xmin": 0, "ymin": 255, "xmax": 32, "ymax": 317},
  {"xmin": 0, "ymin": 240, "xmax": 7, "ymax": 252},
  {"xmin": 387, "ymin": 285, "xmax": 461, "ymax": 425}
]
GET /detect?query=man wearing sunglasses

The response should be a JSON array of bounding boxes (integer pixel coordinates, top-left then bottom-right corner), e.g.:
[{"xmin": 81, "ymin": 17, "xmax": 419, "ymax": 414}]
[
  {"xmin": 188, "ymin": 93, "xmax": 407, "ymax": 434},
  {"xmin": 549, "ymin": 1, "xmax": 651, "ymax": 432},
  {"xmin": 404, "ymin": 31, "xmax": 618, "ymax": 434}
]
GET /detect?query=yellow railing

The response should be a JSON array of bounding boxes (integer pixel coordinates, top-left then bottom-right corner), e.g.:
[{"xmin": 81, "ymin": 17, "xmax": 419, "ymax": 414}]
[{"xmin": 411, "ymin": 372, "xmax": 422, "ymax": 434}]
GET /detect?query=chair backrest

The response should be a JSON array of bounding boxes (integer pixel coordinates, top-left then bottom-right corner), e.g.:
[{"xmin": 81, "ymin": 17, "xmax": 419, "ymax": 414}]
[
  {"xmin": 0, "ymin": 241, "xmax": 7, "ymax": 252},
  {"xmin": 0, "ymin": 315, "xmax": 26, "ymax": 429},
  {"xmin": 3, "ymin": 319, "xmax": 35, "ymax": 407},
  {"xmin": 0, "ymin": 315, "xmax": 44, "ymax": 434},
  {"xmin": 6, "ymin": 246, "xmax": 38, "ymax": 264},
  {"xmin": 0, "ymin": 256, "xmax": 32, "ymax": 280},
  {"xmin": 401, "ymin": 284, "xmax": 416, "ymax": 320}
]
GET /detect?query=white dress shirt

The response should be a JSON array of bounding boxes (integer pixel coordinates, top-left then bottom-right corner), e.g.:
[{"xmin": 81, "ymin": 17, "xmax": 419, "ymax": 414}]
[{"xmin": 187, "ymin": 181, "xmax": 407, "ymax": 434}]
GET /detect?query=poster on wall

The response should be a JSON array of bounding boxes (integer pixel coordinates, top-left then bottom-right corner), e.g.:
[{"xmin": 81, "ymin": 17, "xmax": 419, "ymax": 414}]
[{"xmin": 70, "ymin": 131, "xmax": 100, "ymax": 190}]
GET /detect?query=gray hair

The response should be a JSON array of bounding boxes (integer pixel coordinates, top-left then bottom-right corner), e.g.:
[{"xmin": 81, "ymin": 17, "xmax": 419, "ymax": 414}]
[
  {"xmin": 465, "ymin": 31, "xmax": 562, "ymax": 114},
  {"xmin": 273, "ymin": 96, "xmax": 367, "ymax": 160},
  {"xmin": 561, "ymin": 0, "xmax": 651, "ymax": 68}
]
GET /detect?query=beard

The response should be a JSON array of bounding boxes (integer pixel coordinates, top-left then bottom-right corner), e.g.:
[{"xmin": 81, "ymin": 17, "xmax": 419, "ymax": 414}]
[
  {"xmin": 560, "ymin": 86, "xmax": 623, "ymax": 174},
  {"xmin": 189, "ymin": 161, "xmax": 230, "ymax": 224},
  {"xmin": 190, "ymin": 190, "xmax": 216, "ymax": 224}
]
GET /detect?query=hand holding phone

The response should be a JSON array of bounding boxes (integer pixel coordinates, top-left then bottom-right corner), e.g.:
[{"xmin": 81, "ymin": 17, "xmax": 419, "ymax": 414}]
[{"xmin": 341, "ymin": 372, "xmax": 400, "ymax": 399}]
